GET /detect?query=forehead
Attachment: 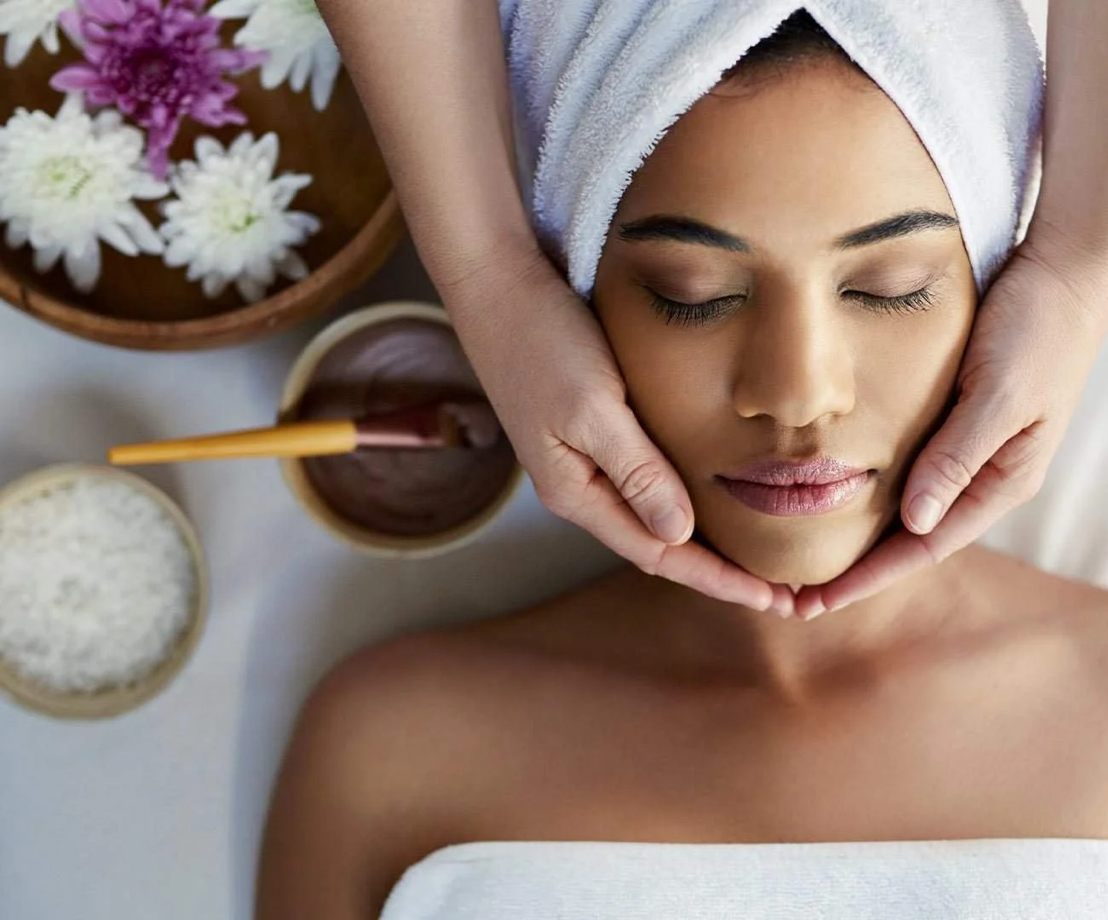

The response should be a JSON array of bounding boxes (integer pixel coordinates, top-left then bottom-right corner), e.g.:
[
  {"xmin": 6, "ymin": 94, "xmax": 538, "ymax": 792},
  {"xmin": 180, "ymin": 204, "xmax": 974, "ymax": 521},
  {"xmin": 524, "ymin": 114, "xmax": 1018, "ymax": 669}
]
[{"xmin": 615, "ymin": 61, "xmax": 956, "ymax": 248}]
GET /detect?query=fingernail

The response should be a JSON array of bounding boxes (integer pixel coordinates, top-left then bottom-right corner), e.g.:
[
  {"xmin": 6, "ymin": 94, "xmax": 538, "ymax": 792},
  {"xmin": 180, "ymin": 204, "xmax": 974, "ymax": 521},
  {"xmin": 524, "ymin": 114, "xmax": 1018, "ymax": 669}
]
[
  {"xmin": 907, "ymin": 494, "xmax": 943, "ymax": 534},
  {"xmin": 770, "ymin": 598, "xmax": 793, "ymax": 619},
  {"xmin": 650, "ymin": 507, "xmax": 692, "ymax": 545},
  {"xmin": 801, "ymin": 602, "xmax": 826, "ymax": 622}
]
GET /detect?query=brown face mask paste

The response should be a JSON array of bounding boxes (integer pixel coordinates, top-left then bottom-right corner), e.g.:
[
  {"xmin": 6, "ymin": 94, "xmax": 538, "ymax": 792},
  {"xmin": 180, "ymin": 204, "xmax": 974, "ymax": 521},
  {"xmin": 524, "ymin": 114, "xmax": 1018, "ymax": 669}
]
[{"xmin": 294, "ymin": 317, "xmax": 517, "ymax": 537}]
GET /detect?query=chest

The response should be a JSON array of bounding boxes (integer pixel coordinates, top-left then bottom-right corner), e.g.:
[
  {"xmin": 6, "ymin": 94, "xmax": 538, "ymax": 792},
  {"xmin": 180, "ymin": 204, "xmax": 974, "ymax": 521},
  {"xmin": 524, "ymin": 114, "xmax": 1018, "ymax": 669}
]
[{"xmin": 458, "ymin": 659, "xmax": 1108, "ymax": 845}]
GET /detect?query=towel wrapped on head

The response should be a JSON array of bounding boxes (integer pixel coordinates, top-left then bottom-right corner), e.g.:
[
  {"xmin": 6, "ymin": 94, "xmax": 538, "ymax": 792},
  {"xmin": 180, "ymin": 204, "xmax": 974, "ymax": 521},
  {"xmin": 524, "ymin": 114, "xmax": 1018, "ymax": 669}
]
[{"xmin": 498, "ymin": 0, "xmax": 1044, "ymax": 298}]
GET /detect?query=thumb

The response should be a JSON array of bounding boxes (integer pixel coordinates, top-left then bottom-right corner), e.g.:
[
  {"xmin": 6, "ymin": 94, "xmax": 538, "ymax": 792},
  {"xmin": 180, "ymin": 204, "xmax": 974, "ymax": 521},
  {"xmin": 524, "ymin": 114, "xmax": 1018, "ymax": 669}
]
[
  {"xmin": 586, "ymin": 407, "xmax": 695, "ymax": 546},
  {"xmin": 902, "ymin": 393, "xmax": 1014, "ymax": 535}
]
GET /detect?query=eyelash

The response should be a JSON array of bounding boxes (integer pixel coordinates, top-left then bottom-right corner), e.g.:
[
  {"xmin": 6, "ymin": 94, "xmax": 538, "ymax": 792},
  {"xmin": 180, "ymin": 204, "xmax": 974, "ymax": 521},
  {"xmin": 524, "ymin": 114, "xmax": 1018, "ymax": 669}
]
[
  {"xmin": 646, "ymin": 285, "xmax": 937, "ymax": 326},
  {"xmin": 843, "ymin": 286, "xmax": 937, "ymax": 316},
  {"xmin": 647, "ymin": 291, "xmax": 745, "ymax": 327}
]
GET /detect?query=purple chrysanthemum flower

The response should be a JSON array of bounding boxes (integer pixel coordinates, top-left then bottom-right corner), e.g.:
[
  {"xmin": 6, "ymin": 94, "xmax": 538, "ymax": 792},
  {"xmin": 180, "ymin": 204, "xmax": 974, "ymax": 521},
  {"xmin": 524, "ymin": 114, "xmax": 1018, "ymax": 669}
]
[{"xmin": 50, "ymin": 0, "xmax": 266, "ymax": 180}]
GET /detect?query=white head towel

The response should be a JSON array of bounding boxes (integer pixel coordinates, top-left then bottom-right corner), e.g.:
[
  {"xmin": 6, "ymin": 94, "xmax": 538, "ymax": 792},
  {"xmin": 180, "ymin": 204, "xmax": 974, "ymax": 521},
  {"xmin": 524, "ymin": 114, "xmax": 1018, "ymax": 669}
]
[{"xmin": 499, "ymin": 0, "xmax": 1044, "ymax": 298}]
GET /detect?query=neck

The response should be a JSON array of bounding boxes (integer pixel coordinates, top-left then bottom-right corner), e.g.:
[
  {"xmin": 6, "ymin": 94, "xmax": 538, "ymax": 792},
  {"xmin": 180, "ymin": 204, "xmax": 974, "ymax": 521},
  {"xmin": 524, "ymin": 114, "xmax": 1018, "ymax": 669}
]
[{"xmin": 647, "ymin": 550, "xmax": 976, "ymax": 702}]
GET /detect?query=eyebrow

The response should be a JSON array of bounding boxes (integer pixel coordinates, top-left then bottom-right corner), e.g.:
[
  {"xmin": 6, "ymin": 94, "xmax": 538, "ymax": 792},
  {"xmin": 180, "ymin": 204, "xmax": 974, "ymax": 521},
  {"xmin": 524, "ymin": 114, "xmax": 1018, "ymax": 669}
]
[
  {"xmin": 836, "ymin": 210, "xmax": 959, "ymax": 248},
  {"xmin": 617, "ymin": 209, "xmax": 959, "ymax": 253},
  {"xmin": 618, "ymin": 216, "xmax": 750, "ymax": 251}
]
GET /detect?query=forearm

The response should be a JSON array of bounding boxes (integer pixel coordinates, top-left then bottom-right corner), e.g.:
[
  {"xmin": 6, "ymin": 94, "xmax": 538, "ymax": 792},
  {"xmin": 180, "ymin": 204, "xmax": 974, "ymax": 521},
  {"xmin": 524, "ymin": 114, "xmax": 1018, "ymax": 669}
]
[
  {"xmin": 1028, "ymin": 0, "xmax": 1108, "ymax": 261},
  {"xmin": 316, "ymin": 0, "xmax": 542, "ymax": 301}
]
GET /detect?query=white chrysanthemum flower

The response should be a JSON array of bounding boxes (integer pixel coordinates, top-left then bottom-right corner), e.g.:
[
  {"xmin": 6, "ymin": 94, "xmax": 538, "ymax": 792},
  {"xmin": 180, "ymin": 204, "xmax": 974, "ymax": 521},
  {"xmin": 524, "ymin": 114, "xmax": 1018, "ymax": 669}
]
[
  {"xmin": 0, "ymin": 0, "xmax": 75, "ymax": 68},
  {"xmin": 159, "ymin": 131, "xmax": 320, "ymax": 302},
  {"xmin": 0, "ymin": 95, "xmax": 168, "ymax": 293},
  {"xmin": 209, "ymin": 0, "xmax": 341, "ymax": 111}
]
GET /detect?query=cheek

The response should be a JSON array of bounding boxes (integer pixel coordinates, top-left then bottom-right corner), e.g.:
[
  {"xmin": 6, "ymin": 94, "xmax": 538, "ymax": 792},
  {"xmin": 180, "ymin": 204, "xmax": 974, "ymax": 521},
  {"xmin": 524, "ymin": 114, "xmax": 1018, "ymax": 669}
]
[
  {"xmin": 599, "ymin": 307, "xmax": 732, "ymax": 469},
  {"xmin": 858, "ymin": 305, "xmax": 974, "ymax": 463}
]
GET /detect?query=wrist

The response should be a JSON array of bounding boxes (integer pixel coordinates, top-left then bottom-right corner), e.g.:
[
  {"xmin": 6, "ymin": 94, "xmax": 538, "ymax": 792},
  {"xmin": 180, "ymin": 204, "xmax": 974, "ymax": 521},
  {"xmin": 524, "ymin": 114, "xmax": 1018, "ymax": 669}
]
[
  {"xmin": 434, "ymin": 234, "xmax": 568, "ymax": 317},
  {"xmin": 431, "ymin": 233, "xmax": 578, "ymax": 359},
  {"xmin": 1023, "ymin": 207, "xmax": 1108, "ymax": 268},
  {"xmin": 1020, "ymin": 217, "xmax": 1108, "ymax": 336}
]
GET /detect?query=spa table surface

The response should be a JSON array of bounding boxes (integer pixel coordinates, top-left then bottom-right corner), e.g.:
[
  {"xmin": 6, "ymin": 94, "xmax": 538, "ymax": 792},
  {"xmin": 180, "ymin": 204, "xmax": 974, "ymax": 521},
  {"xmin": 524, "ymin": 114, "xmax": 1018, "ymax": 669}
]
[{"xmin": 0, "ymin": 240, "xmax": 621, "ymax": 920}]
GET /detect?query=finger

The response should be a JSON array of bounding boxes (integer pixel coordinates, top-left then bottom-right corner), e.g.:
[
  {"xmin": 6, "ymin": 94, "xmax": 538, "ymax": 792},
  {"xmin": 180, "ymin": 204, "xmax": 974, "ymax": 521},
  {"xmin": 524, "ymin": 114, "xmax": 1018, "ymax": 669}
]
[
  {"xmin": 652, "ymin": 540, "xmax": 794, "ymax": 614},
  {"xmin": 582, "ymin": 405, "xmax": 696, "ymax": 546},
  {"xmin": 803, "ymin": 530, "xmax": 933, "ymax": 617},
  {"xmin": 901, "ymin": 393, "xmax": 1019, "ymax": 535},
  {"xmin": 535, "ymin": 444, "xmax": 780, "ymax": 610},
  {"xmin": 811, "ymin": 454, "xmax": 1027, "ymax": 614}
]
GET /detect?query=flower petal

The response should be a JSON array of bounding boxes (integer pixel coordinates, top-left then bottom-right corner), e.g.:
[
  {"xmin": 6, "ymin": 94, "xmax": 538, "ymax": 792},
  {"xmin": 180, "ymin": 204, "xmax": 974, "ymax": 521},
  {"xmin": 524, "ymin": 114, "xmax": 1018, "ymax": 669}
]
[
  {"xmin": 57, "ymin": 8, "xmax": 84, "ymax": 46},
  {"xmin": 277, "ymin": 250, "xmax": 309, "ymax": 282},
  {"xmin": 3, "ymin": 27, "xmax": 37, "ymax": 68},
  {"xmin": 288, "ymin": 51, "xmax": 313, "ymax": 93},
  {"xmin": 310, "ymin": 47, "xmax": 343, "ymax": 112},
  {"xmin": 254, "ymin": 132, "xmax": 278, "ymax": 173},
  {"xmin": 235, "ymin": 274, "xmax": 266, "ymax": 303},
  {"xmin": 83, "ymin": 0, "xmax": 132, "ymax": 25},
  {"xmin": 208, "ymin": 0, "xmax": 258, "ymax": 20},
  {"xmin": 163, "ymin": 234, "xmax": 197, "ymax": 267},
  {"xmin": 99, "ymin": 221, "xmax": 139, "ymax": 256},
  {"xmin": 50, "ymin": 65, "xmax": 104, "ymax": 93},
  {"xmin": 42, "ymin": 22, "xmax": 61, "ymax": 55},
  {"xmin": 34, "ymin": 242, "xmax": 64, "ymax": 274},
  {"xmin": 65, "ymin": 241, "xmax": 102, "ymax": 292},
  {"xmin": 245, "ymin": 252, "xmax": 275, "ymax": 287},
  {"xmin": 201, "ymin": 272, "xmax": 228, "ymax": 299},
  {"xmin": 194, "ymin": 135, "xmax": 224, "ymax": 166},
  {"xmin": 120, "ymin": 207, "xmax": 166, "ymax": 254},
  {"xmin": 5, "ymin": 219, "xmax": 29, "ymax": 249}
]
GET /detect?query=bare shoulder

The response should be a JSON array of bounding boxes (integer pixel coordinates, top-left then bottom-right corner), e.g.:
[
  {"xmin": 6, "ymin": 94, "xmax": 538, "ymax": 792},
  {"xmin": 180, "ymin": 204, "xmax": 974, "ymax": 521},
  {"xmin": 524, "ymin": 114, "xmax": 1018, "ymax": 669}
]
[
  {"xmin": 303, "ymin": 628, "xmax": 514, "ymax": 798},
  {"xmin": 298, "ymin": 563, "xmax": 643, "ymax": 800},
  {"xmin": 257, "ymin": 630, "xmax": 524, "ymax": 920},
  {"xmin": 966, "ymin": 546, "xmax": 1108, "ymax": 688}
]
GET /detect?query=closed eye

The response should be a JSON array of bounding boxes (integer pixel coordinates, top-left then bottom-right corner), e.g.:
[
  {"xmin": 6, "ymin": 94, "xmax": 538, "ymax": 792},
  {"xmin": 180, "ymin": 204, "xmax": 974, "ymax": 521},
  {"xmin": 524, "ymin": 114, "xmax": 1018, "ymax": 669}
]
[
  {"xmin": 843, "ymin": 286, "xmax": 937, "ymax": 316},
  {"xmin": 646, "ymin": 289, "xmax": 747, "ymax": 327}
]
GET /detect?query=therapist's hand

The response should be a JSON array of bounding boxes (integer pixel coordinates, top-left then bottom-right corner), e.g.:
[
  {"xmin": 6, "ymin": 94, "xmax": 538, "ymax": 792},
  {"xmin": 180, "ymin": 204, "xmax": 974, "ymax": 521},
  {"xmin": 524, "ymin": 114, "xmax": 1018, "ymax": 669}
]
[
  {"xmin": 795, "ymin": 226, "xmax": 1108, "ymax": 619},
  {"xmin": 448, "ymin": 248, "xmax": 793, "ymax": 615}
]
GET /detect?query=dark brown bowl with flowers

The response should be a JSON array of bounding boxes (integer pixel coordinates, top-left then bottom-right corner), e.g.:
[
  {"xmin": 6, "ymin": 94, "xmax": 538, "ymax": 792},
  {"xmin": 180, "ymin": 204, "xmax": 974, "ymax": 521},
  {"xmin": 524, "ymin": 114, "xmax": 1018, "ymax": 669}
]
[{"xmin": 0, "ymin": 0, "xmax": 403, "ymax": 350}]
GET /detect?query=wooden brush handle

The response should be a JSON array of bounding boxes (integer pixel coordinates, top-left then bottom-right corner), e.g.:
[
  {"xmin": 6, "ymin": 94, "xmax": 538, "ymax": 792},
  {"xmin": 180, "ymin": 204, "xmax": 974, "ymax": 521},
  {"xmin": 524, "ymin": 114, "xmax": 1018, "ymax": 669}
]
[{"xmin": 108, "ymin": 420, "xmax": 360, "ymax": 465}]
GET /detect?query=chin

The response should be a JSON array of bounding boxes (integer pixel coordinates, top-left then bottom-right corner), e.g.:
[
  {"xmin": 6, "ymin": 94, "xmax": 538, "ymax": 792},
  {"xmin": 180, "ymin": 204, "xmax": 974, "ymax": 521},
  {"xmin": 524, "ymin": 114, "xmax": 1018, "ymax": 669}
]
[
  {"xmin": 732, "ymin": 550, "xmax": 857, "ymax": 587},
  {"xmin": 703, "ymin": 526, "xmax": 875, "ymax": 588}
]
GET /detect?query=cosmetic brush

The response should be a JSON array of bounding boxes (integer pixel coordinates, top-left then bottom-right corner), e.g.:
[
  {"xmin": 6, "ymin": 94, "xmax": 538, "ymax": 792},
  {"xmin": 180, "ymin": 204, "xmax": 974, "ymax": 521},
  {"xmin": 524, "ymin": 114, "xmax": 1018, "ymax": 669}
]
[{"xmin": 107, "ymin": 400, "xmax": 503, "ymax": 466}]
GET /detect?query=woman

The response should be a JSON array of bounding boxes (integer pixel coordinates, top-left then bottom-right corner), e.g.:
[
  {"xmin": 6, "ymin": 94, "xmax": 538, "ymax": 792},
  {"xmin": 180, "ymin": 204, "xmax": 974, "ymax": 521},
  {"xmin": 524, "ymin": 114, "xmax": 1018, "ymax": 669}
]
[{"xmin": 256, "ymin": 11, "xmax": 1108, "ymax": 920}]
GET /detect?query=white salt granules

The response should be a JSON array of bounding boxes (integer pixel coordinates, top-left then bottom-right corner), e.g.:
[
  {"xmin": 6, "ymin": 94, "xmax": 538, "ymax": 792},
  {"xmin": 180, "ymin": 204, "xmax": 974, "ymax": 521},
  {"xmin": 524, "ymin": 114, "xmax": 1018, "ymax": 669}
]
[{"xmin": 0, "ymin": 475, "xmax": 198, "ymax": 693}]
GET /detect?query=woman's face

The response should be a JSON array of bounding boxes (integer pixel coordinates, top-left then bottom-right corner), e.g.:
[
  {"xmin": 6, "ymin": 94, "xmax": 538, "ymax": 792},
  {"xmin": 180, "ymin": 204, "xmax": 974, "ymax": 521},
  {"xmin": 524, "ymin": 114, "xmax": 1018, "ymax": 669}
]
[{"xmin": 593, "ymin": 60, "xmax": 977, "ymax": 586}]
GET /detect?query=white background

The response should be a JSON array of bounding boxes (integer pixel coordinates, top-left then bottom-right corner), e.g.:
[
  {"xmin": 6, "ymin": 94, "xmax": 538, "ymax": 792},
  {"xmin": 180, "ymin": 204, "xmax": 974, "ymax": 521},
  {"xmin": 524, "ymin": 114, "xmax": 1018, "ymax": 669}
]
[{"xmin": 0, "ymin": 2, "xmax": 1075, "ymax": 919}]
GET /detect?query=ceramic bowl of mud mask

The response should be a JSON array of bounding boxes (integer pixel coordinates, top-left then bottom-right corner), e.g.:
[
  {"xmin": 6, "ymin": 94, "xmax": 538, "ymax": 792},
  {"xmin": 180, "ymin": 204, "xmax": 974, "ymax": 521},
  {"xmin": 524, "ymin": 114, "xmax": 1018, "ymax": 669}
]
[{"xmin": 279, "ymin": 302, "xmax": 523, "ymax": 558}]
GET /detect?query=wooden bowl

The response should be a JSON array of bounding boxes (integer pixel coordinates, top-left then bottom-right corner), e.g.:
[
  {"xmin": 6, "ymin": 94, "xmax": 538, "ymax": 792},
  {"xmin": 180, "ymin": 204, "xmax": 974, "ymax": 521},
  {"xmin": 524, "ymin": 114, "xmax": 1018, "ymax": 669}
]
[
  {"xmin": 0, "ymin": 28, "xmax": 405, "ymax": 350},
  {"xmin": 0, "ymin": 464, "xmax": 209, "ymax": 720}
]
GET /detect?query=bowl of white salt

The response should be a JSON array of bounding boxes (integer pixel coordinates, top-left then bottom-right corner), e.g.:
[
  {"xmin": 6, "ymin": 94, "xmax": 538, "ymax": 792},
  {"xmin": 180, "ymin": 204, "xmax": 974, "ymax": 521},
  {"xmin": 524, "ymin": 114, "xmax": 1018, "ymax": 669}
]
[{"xmin": 0, "ymin": 464, "xmax": 208, "ymax": 720}]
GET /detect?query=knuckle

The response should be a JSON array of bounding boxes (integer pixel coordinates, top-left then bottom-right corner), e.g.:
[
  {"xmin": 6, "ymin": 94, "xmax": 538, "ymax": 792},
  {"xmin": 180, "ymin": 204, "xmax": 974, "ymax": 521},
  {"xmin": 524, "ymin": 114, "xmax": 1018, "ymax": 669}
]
[
  {"xmin": 1014, "ymin": 469, "xmax": 1046, "ymax": 503},
  {"xmin": 617, "ymin": 460, "xmax": 669, "ymax": 506},
  {"xmin": 563, "ymin": 408, "xmax": 613, "ymax": 456},
  {"xmin": 534, "ymin": 481, "xmax": 574, "ymax": 518},
  {"xmin": 635, "ymin": 549, "xmax": 666, "ymax": 579},
  {"xmin": 928, "ymin": 448, "xmax": 976, "ymax": 494}
]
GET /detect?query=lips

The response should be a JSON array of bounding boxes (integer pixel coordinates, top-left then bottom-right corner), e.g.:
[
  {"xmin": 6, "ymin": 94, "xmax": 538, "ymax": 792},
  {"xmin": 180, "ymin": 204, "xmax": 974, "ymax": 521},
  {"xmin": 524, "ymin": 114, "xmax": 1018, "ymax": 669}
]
[{"xmin": 716, "ymin": 458, "xmax": 873, "ymax": 516}]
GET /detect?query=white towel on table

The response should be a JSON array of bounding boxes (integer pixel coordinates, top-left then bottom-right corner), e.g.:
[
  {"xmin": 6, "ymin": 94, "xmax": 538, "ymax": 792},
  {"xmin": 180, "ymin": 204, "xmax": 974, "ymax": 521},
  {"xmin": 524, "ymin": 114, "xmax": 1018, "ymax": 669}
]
[{"xmin": 499, "ymin": 0, "xmax": 1044, "ymax": 298}]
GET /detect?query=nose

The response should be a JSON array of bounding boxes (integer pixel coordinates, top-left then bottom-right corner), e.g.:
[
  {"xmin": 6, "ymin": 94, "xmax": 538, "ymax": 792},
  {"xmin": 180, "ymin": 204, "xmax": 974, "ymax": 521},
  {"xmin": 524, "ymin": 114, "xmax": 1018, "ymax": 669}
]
[{"xmin": 731, "ymin": 289, "xmax": 855, "ymax": 428}]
